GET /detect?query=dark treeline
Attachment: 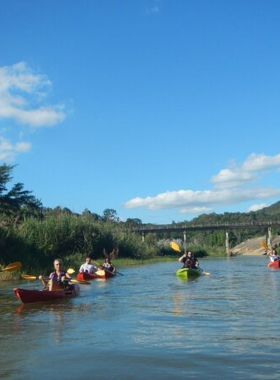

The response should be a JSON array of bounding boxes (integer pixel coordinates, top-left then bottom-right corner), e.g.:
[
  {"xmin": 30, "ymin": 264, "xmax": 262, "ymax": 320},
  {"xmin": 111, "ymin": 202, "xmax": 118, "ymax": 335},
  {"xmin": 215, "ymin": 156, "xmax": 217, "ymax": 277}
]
[
  {"xmin": 0, "ymin": 164, "xmax": 162, "ymax": 269},
  {"xmin": 1, "ymin": 164, "xmax": 280, "ymax": 269}
]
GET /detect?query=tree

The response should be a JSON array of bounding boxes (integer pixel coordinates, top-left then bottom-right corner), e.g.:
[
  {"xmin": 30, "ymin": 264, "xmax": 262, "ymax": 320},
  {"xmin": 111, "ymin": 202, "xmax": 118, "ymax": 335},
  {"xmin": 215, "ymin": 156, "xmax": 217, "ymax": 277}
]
[
  {"xmin": 125, "ymin": 218, "xmax": 142, "ymax": 227},
  {"xmin": 102, "ymin": 208, "xmax": 119, "ymax": 222},
  {"xmin": 0, "ymin": 164, "xmax": 42, "ymax": 216}
]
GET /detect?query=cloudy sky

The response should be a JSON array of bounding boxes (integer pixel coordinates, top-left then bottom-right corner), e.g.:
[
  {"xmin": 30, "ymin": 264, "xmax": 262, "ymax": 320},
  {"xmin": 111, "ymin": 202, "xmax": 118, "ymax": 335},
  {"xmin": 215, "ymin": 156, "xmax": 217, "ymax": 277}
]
[{"xmin": 1, "ymin": 0, "xmax": 280, "ymax": 224}]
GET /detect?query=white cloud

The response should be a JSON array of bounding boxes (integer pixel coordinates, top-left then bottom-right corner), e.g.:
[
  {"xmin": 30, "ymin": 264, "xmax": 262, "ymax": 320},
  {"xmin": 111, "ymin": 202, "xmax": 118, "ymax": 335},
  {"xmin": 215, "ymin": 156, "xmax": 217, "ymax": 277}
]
[
  {"xmin": 124, "ymin": 186, "xmax": 280, "ymax": 213},
  {"xmin": 211, "ymin": 153, "xmax": 280, "ymax": 189},
  {"xmin": 0, "ymin": 62, "xmax": 65, "ymax": 127},
  {"xmin": 211, "ymin": 168, "xmax": 255, "ymax": 189},
  {"xmin": 242, "ymin": 153, "xmax": 280, "ymax": 171},
  {"xmin": 247, "ymin": 203, "xmax": 267, "ymax": 212},
  {"xmin": 0, "ymin": 62, "xmax": 67, "ymax": 162},
  {"xmin": 123, "ymin": 153, "xmax": 280, "ymax": 216},
  {"xmin": 0, "ymin": 136, "xmax": 31, "ymax": 162},
  {"xmin": 146, "ymin": 0, "xmax": 160, "ymax": 14}
]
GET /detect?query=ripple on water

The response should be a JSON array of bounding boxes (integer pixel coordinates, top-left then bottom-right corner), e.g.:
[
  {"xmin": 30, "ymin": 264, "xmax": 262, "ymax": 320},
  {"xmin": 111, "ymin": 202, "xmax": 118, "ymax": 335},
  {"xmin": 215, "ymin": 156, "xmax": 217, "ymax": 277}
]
[{"xmin": 1, "ymin": 256, "xmax": 280, "ymax": 379}]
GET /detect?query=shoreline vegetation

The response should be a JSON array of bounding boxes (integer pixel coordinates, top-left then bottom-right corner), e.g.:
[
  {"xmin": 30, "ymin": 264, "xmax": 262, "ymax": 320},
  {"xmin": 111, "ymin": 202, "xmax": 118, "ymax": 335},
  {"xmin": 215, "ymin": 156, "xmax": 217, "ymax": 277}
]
[
  {"xmin": 0, "ymin": 255, "xmax": 219, "ymax": 281},
  {"xmin": 1, "ymin": 164, "xmax": 278, "ymax": 280}
]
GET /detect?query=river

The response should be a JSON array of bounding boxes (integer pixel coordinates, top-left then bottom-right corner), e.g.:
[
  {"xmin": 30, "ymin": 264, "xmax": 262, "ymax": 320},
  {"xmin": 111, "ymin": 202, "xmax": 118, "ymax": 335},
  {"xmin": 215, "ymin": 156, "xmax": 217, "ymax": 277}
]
[{"xmin": 0, "ymin": 255, "xmax": 279, "ymax": 380}]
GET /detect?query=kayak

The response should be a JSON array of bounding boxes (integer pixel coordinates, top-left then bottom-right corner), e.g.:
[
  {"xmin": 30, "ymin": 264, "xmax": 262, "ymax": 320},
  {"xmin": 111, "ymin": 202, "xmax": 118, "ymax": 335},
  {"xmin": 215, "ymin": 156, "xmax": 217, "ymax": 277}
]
[
  {"xmin": 176, "ymin": 268, "xmax": 202, "ymax": 278},
  {"xmin": 267, "ymin": 260, "xmax": 280, "ymax": 268},
  {"xmin": 95, "ymin": 268, "xmax": 116, "ymax": 279},
  {"xmin": 77, "ymin": 272, "xmax": 98, "ymax": 281},
  {"xmin": 13, "ymin": 284, "xmax": 80, "ymax": 304}
]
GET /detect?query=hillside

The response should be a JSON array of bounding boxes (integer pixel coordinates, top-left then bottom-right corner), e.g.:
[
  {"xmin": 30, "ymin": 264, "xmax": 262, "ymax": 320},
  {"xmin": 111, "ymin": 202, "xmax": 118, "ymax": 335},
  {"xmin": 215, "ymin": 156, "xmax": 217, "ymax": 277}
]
[
  {"xmin": 184, "ymin": 201, "xmax": 280, "ymax": 225},
  {"xmin": 231, "ymin": 235, "xmax": 280, "ymax": 255}
]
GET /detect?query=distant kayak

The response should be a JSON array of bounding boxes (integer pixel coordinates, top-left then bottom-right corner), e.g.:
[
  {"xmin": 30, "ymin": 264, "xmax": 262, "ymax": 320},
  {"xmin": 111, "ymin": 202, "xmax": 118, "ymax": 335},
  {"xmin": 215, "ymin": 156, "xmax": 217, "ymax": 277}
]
[
  {"xmin": 95, "ymin": 268, "xmax": 116, "ymax": 279},
  {"xmin": 13, "ymin": 284, "xmax": 80, "ymax": 304},
  {"xmin": 77, "ymin": 272, "xmax": 98, "ymax": 281},
  {"xmin": 176, "ymin": 268, "xmax": 203, "ymax": 278},
  {"xmin": 267, "ymin": 261, "xmax": 280, "ymax": 268}
]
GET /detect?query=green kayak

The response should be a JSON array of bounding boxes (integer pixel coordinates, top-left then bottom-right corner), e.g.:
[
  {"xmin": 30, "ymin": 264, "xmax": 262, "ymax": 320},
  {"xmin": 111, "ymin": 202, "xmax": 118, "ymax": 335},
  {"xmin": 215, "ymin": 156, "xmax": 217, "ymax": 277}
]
[{"xmin": 176, "ymin": 268, "xmax": 202, "ymax": 278}]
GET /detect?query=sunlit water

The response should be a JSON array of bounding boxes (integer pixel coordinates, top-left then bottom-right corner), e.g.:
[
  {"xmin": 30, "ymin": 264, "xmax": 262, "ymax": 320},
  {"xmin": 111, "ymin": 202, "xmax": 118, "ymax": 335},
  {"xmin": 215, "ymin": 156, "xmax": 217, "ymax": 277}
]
[{"xmin": 1, "ymin": 256, "xmax": 280, "ymax": 380}]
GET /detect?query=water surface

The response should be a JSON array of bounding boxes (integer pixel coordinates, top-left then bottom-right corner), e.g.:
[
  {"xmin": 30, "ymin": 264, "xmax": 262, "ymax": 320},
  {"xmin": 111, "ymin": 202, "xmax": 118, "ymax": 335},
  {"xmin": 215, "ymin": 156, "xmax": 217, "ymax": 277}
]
[{"xmin": 0, "ymin": 255, "xmax": 279, "ymax": 379}]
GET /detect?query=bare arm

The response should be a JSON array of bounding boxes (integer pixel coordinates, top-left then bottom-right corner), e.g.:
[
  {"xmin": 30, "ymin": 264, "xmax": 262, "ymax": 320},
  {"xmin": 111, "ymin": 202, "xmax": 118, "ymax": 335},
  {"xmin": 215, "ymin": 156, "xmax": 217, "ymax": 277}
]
[
  {"xmin": 38, "ymin": 275, "xmax": 47, "ymax": 287},
  {"xmin": 178, "ymin": 254, "xmax": 186, "ymax": 262}
]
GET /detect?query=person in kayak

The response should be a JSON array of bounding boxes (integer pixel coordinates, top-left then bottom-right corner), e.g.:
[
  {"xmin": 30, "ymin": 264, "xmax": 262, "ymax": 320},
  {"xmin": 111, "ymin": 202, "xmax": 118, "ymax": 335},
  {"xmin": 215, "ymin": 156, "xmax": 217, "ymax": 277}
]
[
  {"xmin": 179, "ymin": 251, "xmax": 199, "ymax": 269},
  {"xmin": 102, "ymin": 257, "xmax": 116, "ymax": 273},
  {"xmin": 79, "ymin": 256, "xmax": 99, "ymax": 274},
  {"xmin": 39, "ymin": 259, "xmax": 72, "ymax": 291},
  {"xmin": 268, "ymin": 248, "xmax": 280, "ymax": 262}
]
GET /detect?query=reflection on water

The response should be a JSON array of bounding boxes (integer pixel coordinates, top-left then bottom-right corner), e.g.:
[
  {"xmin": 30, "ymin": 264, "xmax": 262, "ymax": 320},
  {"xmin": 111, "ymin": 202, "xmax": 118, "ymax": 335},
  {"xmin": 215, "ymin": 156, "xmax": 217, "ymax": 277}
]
[{"xmin": 1, "ymin": 257, "xmax": 280, "ymax": 379}]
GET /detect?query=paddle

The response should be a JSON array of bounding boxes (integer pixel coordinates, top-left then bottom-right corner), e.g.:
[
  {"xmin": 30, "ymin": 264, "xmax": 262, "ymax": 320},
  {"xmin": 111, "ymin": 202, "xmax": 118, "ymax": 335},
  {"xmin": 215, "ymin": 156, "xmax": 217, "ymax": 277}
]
[
  {"xmin": 170, "ymin": 241, "xmax": 181, "ymax": 252},
  {"xmin": 21, "ymin": 274, "xmax": 90, "ymax": 285},
  {"xmin": 92, "ymin": 260, "xmax": 123, "ymax": 276},
  {"xmin": 0, "ymin": 261, "xmax": 22, "ymax": 272},
  {"xmin": 170, "ymin": 241, "xmax": 210, "ymax": 276},
  {"xmin": 21, "ymin": 268, "xmax": 91, "ymax": 285},
  {"xmin": 69, "ymin": 279, "xmax": 91, "ymax": 285},
  {"xmin": 66, "ymin": 268, "xmax": 75, "ymax": 274},
  {"xmin": 260, "ymin": 240, "xmax": 269, "ymax": 250}
]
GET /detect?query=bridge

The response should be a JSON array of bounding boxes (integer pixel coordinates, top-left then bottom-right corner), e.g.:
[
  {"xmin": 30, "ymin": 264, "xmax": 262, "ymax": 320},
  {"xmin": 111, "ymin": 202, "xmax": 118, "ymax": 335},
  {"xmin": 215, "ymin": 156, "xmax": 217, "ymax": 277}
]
[
  {"xmin": 132, "ymin": 220, "xmax": 280, "ymax": 233},
  {"xmin": 131, "ymin": 220, "xmax": 280, "ymax": 256}
]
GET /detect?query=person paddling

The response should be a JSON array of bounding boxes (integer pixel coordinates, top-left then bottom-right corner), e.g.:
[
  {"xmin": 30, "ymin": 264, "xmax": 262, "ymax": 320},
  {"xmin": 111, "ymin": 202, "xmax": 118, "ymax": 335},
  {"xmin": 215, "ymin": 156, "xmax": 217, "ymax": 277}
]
[
  {"xmin": 79, "ymin": 256, "xmax": 99, "ymax": 274},
  {"xmin": 102, "ymin": 257, "xmax": 116, "ymax": 273},
  {"xmin": 39, "ymin": 259, "xmax": 71, "ymax": 291},
  {"xmin": 268, "ymin": 248, "xmax": 280, "ymax": 263},
  {"xmin": 179, "ymin": 251, "xmax": 199, "ymax": 269}
]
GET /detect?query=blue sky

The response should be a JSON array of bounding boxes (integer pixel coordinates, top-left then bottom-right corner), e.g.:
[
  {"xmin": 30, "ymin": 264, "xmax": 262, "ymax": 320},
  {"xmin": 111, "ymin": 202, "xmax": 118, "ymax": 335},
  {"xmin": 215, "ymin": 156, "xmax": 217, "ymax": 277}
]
[{"xmin": 1, "ymin": 0, "xmax": 280, "ymax": 224}]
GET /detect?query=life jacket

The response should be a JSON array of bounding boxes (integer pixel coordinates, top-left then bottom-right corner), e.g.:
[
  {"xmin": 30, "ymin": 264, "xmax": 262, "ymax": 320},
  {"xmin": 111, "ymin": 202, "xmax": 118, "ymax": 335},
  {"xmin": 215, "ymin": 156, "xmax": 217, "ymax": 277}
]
[{"xmin": 49, "ymin": 271, "xmax": 67, "ymax": 284}]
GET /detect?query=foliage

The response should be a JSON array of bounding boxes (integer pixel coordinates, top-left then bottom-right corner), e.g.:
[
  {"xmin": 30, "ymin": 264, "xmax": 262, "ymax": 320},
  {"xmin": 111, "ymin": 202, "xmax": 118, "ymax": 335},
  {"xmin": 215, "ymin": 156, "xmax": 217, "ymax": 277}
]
[
  {"xmin": 1, "ymin": 162, "xmax": 280, "ymax": 269},
  {"xmin": 0, "ymin": 164, "xmax": 42, "ymax": 217}
]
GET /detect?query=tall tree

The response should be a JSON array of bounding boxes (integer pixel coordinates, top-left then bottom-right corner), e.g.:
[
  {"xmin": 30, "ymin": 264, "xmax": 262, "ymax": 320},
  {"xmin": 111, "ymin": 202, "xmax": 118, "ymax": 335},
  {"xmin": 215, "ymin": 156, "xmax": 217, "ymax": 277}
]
[
  {"xmin": 0, "ymin": 164, "xmax": 42, "ymax": 215},
  {"xmin": 103, "ymin": 208, "xmax": 119, "ymax": 222}
]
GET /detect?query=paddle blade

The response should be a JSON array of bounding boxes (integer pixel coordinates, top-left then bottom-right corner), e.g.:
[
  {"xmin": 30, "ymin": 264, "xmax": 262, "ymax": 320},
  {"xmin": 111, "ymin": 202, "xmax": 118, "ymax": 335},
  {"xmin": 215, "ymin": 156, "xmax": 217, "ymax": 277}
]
[
  {"xmin": 170, "ymin": 241, "xmax": 181, "ymax": 252},
  {"xmin": 21, "ymin": 274, "xmax": 37, "ymax": 280},
  {"xmin": 70, "ymin": 279, "xmax": 91, "ymax": 285},
  {"xmin": 2, "ymin": 262, "xmax": 22, "ymax": 272},
  {"xmin": 260, "ymin": 241, "xmax": 269, "ymax": 250},
  {"xmin": 67, "ymin": 268, "xmax": 75, "ymax": 274},
  {"xmin": 95, "ymin": 269, "xmax": 105, "ymax": 276}
]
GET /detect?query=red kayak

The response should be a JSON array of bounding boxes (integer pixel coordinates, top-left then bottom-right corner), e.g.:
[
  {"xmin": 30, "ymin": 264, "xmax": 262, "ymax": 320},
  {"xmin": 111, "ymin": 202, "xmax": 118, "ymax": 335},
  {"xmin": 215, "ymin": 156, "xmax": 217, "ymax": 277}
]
[
  {"xmin": 13, "ymin": 284, "xmax": 80, "ymax": 304},
  {"xmin": 77, "ymin": 272, "xmax": 98, "ymax": 281},
  {"xmin": 267, "ymin": 260, "xmax": 280, "ymax": 268},
  {"xmin": 77, "ymin": 269, "xmax": 116, "ymax": 279}
]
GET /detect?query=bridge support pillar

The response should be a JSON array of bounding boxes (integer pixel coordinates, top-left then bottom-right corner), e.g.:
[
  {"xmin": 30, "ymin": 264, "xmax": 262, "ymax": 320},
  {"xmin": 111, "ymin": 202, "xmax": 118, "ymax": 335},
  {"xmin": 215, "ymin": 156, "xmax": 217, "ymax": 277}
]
[
  {"xmin": 268, "ymin": 227, "xmax": 272, "ymax": 247},
  {"xmin": 225, "ymin": 231, "xmax": 230, "ymax": 256},
  {"xmin": 142, "ymin": 232, "xmax": 145, "ymax": 242},
  {"xmin": 183, "ymin": 231, "xmax": 187, "ymax": 254}
]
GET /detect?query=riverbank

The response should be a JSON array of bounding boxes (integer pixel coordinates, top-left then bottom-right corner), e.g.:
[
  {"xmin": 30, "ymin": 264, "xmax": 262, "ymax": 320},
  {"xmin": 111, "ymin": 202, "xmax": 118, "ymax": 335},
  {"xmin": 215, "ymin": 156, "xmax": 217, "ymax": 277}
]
[{"xmin": 230, "ymin": 235, "xmax": 280, "ymax": 255}]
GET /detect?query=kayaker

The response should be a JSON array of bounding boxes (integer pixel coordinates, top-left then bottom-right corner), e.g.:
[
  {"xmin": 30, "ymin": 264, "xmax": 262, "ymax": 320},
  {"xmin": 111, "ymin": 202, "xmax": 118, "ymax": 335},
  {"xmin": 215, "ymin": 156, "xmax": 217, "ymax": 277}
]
[
  {"xmin": 179, "ymin": 251, "xmax": 199, "ymax": 269},
  {"xmin": 79, "ymin": 256, "xmax": 98, "ymax": 274},
  {"xmin": 39, "ymin": 259, "xmax": 71, "ymax": 291},
  {"xmin": 268, "ymin": 248, "xmax": 280, "ymax": 262},
  {"xmin": 102, "ymin": 257, "xmax": 116, "ymax": 273}
]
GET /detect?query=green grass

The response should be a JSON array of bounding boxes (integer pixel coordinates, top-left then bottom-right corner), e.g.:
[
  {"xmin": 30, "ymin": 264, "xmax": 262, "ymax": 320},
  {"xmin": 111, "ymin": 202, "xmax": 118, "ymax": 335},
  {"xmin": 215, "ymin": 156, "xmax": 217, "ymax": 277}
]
[
  {"xmin": 0, "ymin": 270, "xmax": 20, "ymax": 281},
  {"xmin": 63, "ymin": 255, "xmax": 176, "ymax": 273}
]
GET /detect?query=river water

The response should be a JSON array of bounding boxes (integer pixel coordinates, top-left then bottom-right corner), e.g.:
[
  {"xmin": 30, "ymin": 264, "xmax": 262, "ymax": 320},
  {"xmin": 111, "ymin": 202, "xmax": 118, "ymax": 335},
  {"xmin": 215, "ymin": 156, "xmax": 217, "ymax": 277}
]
[{"xmin": 0, "ymin": 255, "xmax": 280, "ymax": 380}]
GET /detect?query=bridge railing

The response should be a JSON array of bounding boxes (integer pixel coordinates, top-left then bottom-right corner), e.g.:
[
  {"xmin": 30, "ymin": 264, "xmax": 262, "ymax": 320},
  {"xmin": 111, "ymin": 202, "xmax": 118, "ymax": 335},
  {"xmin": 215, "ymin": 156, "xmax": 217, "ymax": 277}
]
[{"xmin": 131, "ymin": 221, "xmax": 280, "ymax": 233}]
